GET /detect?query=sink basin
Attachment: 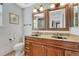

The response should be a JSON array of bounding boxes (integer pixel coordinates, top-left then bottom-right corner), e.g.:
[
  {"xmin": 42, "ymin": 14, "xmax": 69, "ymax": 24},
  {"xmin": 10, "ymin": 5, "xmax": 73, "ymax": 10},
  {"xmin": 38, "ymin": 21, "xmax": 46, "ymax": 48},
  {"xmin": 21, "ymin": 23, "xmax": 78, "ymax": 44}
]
[
  {"xmin": 32, "ymin": 34, "xmax": 40, "ymax": 36},
  {"xmin": 51, "ymin": 36, "xmax": 67, "ymax": 39}
]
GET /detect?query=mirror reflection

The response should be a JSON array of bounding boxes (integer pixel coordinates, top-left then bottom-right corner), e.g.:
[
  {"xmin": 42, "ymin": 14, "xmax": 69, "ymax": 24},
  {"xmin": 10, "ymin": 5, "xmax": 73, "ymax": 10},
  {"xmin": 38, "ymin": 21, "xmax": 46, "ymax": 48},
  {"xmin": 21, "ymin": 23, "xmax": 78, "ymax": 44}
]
[
  {"xmin": 73, "ymin": 5, "xmax": 79, "ymax": 27},
  {"xmin": 49, "ymin": 9, "xmax": 66, "ymax": 28},
  {"xmin": 33, "ymin": 13, "xmax": 45, "ymax": 29}
]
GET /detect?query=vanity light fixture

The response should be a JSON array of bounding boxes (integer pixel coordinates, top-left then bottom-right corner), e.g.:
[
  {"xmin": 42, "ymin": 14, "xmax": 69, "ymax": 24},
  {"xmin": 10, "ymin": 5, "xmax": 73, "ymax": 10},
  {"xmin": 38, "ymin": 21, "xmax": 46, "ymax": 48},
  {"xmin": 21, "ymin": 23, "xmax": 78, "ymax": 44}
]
[
  {"xmin": 49, "ymin": 3, "xmax": 66, "ymax": 9},
  {"xmin": 33, "ymin": 8, "xmax": 38, "ymax": 13},
  {"xmin": 50, "ymin": 4, "xmax": 55, "ymax": 9},
  {"xmin": 33, "ymin": 5, "xmax": 44, "ymax": 13},
  {"xmin": 39, "ymin": 5, "xmax": 44, "ymax": 12},
  {"xmin": 69, "ymin": 3, "xmax": 78, "ymax": 6},
  {"xmin": 60, "ymin": 3, "xmax": 66, "ymax": 6}
]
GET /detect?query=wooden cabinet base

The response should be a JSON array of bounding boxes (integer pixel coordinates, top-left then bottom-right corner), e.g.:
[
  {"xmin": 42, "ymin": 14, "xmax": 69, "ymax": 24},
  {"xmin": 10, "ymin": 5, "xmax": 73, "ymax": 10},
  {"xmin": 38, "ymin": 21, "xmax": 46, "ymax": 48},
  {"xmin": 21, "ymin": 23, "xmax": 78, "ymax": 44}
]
[
  {"xmin": 25, "ymin": 36, "xmax": 79, "ymax": 56},
  {"xmin": 65, "ymin": 50, "xmax": 79, "ymax": 56}
]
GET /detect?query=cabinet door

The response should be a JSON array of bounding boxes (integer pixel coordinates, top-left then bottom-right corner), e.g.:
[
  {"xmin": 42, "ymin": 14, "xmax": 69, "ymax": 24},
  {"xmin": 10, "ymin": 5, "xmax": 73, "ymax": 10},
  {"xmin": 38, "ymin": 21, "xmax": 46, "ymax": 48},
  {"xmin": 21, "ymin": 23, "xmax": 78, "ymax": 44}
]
[
  {"xmin": 65, "ymin": 50, "xmax": 79, "ymax": 56},
  {"xmin": 46, "ymin": 46, "xmax": 64, "ymax": 56},
  {"xmin": 31, "ymin": 43, "xmax": 46, "ymax": 56}
]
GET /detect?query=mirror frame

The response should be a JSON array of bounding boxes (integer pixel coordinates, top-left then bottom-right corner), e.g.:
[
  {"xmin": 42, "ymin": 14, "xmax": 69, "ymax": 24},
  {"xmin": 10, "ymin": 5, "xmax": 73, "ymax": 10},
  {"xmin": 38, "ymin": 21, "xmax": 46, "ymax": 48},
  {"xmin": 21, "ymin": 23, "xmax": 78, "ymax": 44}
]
[
  {"xmin": 71, "ymin": 3, "xmax": 78, "ymax": 27},
  {"xmin": 32, "ymin": 11, "xmax": 46, "ymax": 30},
  {"xmin": 47, "ymin": 5, "xmax": 70, "ymax": 31}
]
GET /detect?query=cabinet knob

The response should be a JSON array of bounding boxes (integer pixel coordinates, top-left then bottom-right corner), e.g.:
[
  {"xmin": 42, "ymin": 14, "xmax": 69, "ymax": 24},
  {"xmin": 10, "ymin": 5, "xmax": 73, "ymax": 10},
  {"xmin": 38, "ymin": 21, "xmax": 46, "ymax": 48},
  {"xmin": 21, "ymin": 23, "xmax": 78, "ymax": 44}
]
[{"xmin": 26, "ymin": 47, "xmax": 30, "ymax": 50}]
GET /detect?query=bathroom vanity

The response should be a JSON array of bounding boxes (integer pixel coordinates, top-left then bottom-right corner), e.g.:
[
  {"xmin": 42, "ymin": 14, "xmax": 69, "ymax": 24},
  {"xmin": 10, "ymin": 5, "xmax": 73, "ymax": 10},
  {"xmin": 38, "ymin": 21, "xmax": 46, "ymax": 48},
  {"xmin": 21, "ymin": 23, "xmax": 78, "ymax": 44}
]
[
  {"xmin": 24, "ymin": 35, "xmax": 79, "ymax": 56},
  {"xmin": 24, "ymin": 3, "xmax": 79, "ymax": 56}
]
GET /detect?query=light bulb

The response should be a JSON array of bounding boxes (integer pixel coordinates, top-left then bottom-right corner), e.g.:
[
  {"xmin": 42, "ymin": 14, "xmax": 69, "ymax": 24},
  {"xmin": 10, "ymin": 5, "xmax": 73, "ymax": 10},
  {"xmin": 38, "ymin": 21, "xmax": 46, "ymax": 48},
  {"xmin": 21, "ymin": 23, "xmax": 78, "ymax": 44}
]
[
  {"xmin": 60, "ymin": 3, "xmax": 66, "ymax": 6},
  {"xmin": 39, "ymin": 5, "xmax": 44, "ymax": 12}
]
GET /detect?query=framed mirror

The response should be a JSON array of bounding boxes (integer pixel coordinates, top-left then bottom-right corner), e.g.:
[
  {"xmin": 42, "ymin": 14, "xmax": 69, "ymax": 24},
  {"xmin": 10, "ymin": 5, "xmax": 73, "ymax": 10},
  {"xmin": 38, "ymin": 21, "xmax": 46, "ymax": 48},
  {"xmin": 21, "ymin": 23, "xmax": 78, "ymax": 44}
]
[
  {"xmin": 49, "ymin": 8, "xmax": 66, "ymax": 28},
  {"xmin": 73, "ymin": 4, "xmax": 79, "ymax": 27},
  {"xmin": 32, "ymin": 12, "xmax": 46, "ymax": 30},
  {"xmin": 47, "ymin": 6, "xmax": 69, "ymax": 31}
]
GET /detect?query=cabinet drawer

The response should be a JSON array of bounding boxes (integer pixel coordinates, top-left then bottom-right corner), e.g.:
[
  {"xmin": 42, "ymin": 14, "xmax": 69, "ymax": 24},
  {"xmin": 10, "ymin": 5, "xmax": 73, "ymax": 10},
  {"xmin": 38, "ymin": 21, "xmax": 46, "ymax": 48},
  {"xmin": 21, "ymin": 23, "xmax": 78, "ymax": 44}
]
[
  {"xmin": 46, "ymin": 40, "xmax": 78, "ymax": 49},
  {"xmin": 65, "ymin": 50, "xmax": 79, "ymax": 56},
  {"xmin": 62, "ymin": 42, "xmax": 77, "ymax": 49}
]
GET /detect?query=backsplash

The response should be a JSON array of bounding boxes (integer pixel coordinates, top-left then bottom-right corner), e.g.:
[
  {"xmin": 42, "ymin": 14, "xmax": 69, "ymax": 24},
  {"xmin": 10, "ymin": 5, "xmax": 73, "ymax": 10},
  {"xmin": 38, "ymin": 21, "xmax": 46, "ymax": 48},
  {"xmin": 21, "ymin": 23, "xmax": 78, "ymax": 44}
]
[
  {"xmin": 70, "ymin": 27, "xmax": 79, "ymax": 36},
  {"xmin": 32, "ymin": 31, "xmax": 70, "ymax": 37}
]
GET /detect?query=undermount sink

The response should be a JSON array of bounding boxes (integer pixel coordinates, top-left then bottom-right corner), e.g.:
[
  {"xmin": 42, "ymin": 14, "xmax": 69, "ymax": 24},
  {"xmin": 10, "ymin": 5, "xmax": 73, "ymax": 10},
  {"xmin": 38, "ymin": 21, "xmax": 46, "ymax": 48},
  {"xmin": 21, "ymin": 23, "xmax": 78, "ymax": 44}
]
[
  {"xmin": 32, "ymin": 34, "xmax": 40, "ymax": 36},
  {"xmin": 51, "ymin": 36, "xmax": 67, "ymax": 39}
]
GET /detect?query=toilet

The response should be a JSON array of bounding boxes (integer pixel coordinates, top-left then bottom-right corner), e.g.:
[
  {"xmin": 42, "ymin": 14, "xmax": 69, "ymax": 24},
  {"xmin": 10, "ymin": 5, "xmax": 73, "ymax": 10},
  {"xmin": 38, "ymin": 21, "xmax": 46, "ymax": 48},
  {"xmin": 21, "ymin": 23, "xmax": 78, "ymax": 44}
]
[{"xmin": 13, "ymin": 42, "xmax": 24, "ymax": 56}]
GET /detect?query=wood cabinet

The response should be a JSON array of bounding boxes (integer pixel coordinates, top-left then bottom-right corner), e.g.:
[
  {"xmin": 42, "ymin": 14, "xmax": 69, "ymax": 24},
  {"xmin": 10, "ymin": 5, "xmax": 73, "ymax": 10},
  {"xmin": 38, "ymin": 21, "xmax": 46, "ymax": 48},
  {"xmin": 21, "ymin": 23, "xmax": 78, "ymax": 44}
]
[
  {"xmin": 65, "ymin": 50, "xmax": 79, "ymax": 56},
  {"xmin": 46, "ymin": 46, "xmax": 64, "ymax": 56},
  {"xmin": 25, "ymin": 36, "xmax": 79, "ymax": 56},
  {"xmin": 31, "ymin": 43, "xmax": 46, "ymax": 56}
]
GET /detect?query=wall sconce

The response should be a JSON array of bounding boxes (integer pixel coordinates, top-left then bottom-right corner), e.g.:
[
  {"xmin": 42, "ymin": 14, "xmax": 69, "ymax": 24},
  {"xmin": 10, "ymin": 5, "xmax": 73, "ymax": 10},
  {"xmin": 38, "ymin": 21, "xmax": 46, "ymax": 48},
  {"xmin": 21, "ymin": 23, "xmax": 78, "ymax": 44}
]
[
  {"xmin": 60, "ymin": 3, "xmax": 66, "ymax": 6},
  {"xmin": 33, "ymin": 8, "xmax": 38, "ymax": 13},
  {"xmin": 50, "ymin": 4, "xmax": 55, "ymax": 9}
]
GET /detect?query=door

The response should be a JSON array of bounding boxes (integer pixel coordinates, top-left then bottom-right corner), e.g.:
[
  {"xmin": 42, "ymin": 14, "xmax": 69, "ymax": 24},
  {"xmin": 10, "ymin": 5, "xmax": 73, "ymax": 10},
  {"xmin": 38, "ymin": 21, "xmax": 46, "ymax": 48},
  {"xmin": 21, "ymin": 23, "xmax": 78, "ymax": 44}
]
[
  {"xmin": 46, "ymin": 46, "xmax": 64, "ymax": 56},
  {"xmin": 31, "ymin": 43, "xmax": 46, "ymax": 56},
  {"xmin": 65, "ymin": 50, "xmax": 79, "ymax": 56}
]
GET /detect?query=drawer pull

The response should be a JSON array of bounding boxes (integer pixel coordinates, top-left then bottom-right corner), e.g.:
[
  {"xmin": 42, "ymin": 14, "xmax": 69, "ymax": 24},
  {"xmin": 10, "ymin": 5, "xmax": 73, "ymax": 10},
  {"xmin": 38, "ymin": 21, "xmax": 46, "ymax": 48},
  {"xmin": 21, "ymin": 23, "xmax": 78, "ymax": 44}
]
[{"xmin": 26, "ymin": 47, "xmax": 30, "ymax": 49}]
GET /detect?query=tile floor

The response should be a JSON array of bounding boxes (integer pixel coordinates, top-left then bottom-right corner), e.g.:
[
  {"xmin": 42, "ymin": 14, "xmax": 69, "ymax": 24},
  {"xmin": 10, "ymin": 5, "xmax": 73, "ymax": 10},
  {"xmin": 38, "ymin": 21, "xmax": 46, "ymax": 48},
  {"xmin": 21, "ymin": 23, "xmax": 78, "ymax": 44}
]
[
  {"xmin": 5, "ymin": 51, "xmax": 24, "ymax": 56},
  {"xmin": 5, "ymin": 50, "xmax": 15, "ymax": 56}
]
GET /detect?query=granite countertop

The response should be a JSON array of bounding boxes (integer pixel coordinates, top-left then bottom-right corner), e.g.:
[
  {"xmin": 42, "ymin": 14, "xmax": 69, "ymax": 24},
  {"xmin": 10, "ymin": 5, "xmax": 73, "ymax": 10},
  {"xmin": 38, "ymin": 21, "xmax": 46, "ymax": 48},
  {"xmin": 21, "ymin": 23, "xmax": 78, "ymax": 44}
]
[{"xmin": 27, "ymin": 34, "xmax": 79, "ymax": 43}]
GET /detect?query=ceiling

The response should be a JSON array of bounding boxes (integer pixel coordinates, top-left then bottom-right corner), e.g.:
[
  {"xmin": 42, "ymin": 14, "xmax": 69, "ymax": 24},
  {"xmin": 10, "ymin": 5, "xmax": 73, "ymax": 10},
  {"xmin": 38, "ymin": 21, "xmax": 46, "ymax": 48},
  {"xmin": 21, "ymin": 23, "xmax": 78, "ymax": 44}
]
[{"xmin": 16, "ymin": 3, "xmax": 35, "ymax": 8}]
